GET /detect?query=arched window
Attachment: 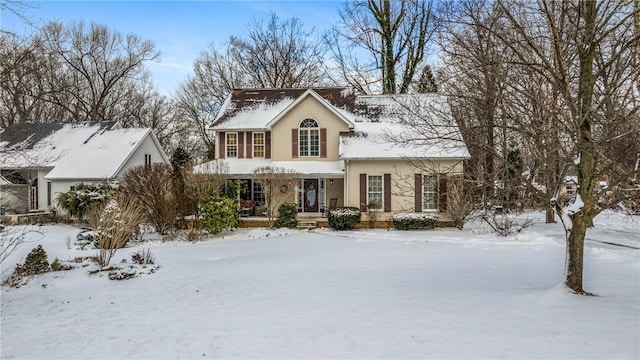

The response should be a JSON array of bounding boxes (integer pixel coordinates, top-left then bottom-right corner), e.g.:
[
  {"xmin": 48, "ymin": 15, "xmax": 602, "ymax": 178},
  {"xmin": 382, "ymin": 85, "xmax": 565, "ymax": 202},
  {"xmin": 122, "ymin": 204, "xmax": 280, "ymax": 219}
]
[{"xmin": 299, "ymin": 118, "xmax": 319, "ymax": 157}]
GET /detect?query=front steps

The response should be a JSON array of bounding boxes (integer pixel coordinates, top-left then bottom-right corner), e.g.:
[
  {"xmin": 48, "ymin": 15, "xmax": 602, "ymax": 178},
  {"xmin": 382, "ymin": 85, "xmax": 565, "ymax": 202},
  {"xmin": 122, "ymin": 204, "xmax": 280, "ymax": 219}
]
[{"xmin": 297, "ymin": 220, "xmax": 317, "ymax": 230}]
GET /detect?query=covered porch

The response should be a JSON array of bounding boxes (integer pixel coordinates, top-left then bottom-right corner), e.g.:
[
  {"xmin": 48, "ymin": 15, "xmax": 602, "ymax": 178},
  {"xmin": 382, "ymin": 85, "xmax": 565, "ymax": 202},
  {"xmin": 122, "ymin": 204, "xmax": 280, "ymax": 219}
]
[{"xmin": 218, "ymin": 159, "xmax": 345, "ymax": 217}]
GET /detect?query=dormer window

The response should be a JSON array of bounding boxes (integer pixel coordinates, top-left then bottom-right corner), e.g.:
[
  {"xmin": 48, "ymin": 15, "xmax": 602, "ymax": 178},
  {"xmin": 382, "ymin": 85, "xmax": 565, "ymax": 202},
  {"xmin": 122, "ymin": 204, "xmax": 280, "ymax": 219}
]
[{"xmin": 299, "ymin": 118, "xmax": 319, "ymax": 157}]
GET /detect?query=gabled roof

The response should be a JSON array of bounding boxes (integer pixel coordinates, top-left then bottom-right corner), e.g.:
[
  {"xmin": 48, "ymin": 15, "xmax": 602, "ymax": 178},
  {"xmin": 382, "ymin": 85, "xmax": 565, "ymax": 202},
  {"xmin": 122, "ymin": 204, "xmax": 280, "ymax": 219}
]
[
  {"xmin": 0, "ymin": 122, "xmax": 167, "ymax": 180},
  {"xmin": 211, "ymin": 88, "xmax": 357, "ymax": 130}
]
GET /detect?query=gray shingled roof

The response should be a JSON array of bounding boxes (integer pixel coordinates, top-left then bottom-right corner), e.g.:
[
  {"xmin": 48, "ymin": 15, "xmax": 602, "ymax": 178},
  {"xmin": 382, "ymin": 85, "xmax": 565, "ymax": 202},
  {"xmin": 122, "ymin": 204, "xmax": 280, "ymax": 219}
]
[{"xmin": 0, "ymin": 122, "xmax": 116, "ymax": 149}]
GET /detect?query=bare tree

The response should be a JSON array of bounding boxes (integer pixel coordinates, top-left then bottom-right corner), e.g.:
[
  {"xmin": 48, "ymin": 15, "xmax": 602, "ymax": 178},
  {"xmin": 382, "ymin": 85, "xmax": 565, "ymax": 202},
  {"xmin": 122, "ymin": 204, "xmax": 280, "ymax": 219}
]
[
  {"xmin": 251, "ymin": 166, "xmax": 299, "ymax": 227},
  {"xmin": 438, "ymin": 0, "xmax": 512, "ymax": 205},
  {"xmin": 36, "ymin": 21, "xmax": 159, "ymax": 122},
  {"xmin": 493, "ymin": 0, "xmax": 639, "ymax": 294},
  {"xmin": 175, "ymin": 13, "xmax": 327, "ymax": 160},
  {"xmin": 328, "ymin": 0, "xmax": 441, "ymax": 94}
]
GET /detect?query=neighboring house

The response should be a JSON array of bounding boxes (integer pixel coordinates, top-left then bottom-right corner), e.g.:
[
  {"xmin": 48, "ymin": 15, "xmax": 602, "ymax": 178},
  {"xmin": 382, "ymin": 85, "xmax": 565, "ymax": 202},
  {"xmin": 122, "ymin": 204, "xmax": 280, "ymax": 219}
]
[
  {"xmin": 0, "ymin": 122, "xmax": 169, "ymax": 214},
  {"xmin": 196, "ymin": 88, "xmax": 470, "ymax": 220}
]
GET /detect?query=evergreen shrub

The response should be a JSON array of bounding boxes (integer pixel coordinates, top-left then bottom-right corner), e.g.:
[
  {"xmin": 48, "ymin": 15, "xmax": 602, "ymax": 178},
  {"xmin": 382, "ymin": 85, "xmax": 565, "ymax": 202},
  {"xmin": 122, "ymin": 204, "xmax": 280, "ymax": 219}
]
[
  {"xmin": 56, "ymin": 183, "xmax": 111, "ymax": 220},
  {"xmin": 198, "ymin": 197, "xmax": 240, "ymax": 234},
  {"xmin": 328, "ymin": 207, "xmax": 361, "ymax": 230},
  {"xmin": 392, "ymin": 213, "xmax": 437, "ymax": 230},
  {"xmin": 24, "ymin": 245, "xmax": 49, "ymax": 274},
  {"xmin": 274, "ymin": 203, "xmax": 298, "ymax": 228}
]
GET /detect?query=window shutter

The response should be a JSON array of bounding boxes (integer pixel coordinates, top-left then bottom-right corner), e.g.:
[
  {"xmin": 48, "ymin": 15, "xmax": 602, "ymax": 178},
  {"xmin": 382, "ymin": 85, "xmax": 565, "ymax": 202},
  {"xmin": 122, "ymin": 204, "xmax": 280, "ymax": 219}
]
[
  {"xmin": 415, "ymin": 174, "xmax": 422, "ymax": 212},
  {"xmin": 238, "ymin": 132, "xmax": 244, "ymax": 159},
  {"xmin": 359, "ymin": 174, "xmax": 367, "ymax": 212},
  {"xmin": 246, "ymin": 131, "xmax": 253, "ymax": 159},
  {"xmin": 320, "ymin": 128, "xmax": 327, "ymax": 158},
  {"xmin": 439, "ymin": 174, "xmax": 448, "ymax": 212},
  {"xmin": 265, "ymin": 132, "xmax": 271, "ymax": 159},
  {"xmin": 292, "ymin": 129, "xmax": 298, "ymax": 158},
  {"xmin": 218, "ymin": 131, "xmax": 225, "ymax": 159},
  {"xmin": 384, "ymin": 173, "xmax": 391, "ymax": 212}
]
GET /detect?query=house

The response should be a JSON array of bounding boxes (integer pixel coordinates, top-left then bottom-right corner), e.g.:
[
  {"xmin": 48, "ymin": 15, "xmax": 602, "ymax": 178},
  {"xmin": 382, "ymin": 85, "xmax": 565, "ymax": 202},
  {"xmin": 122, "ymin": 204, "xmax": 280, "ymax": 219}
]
[
  {"xmin": 0, "ymin": 122, "xmax": 169, "ymax": 214},
  {"xmin": 196, "ymin": 88, "xmax": 470, "ymax": 221}
]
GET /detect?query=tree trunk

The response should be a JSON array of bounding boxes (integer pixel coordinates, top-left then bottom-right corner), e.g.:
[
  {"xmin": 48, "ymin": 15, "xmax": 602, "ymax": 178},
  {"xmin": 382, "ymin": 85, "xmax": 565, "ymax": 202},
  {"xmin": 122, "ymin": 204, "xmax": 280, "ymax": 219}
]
[
  {"xmin": 545, "ymin": 207, "xmax": 555, "ymax": 223},
  {"xmin": 565, "ymin": 211, "xmax": 589, "ymax": 293},
  {"xmin": 565, "ymin": 0, "xmax": 598, "ymax": 295}
]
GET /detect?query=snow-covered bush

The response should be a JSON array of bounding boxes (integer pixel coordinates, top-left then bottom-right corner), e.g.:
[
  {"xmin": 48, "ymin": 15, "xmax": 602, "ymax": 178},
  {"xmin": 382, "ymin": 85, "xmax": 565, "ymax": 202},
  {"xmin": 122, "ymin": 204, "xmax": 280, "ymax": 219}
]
[
  {"xmin": 56, "ymin": 183, "xmax": 112, "ymax": 221},
  {"xmin": 198, "ymin": 197, "xmax": 240, "ymax": 234},
  {"xmin": 328, "ymin": 207, "xmax": 361, "ymax": 230},
  {"xmin": 393, "ymin": 213, "xmax": 437, "ymax": 230},
  {"xmin": 275, "ymin": 203, "xmax": 298, "ymax": 229}
]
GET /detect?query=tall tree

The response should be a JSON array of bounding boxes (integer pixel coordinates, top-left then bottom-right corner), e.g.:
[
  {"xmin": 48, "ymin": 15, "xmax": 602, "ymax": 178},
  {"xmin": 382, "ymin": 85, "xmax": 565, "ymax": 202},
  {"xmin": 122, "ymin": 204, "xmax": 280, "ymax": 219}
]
[
  {"xmin": 38, "ymin": 21, "xmax": 159, "ymax": 122},
  {"xmin": 495, "ymin": 0, "xmax": 639, "ymax": 294},
  {"xmin": 438, "ymin": 0, "xmax": 511, "ymax": 202},
  {"xmin": 328, "ymin": 0, "xmax": 440, "ymax": 94},
  {"xmin": 175, "ymin": 12, "xmax": 328, "ymax": 160}
]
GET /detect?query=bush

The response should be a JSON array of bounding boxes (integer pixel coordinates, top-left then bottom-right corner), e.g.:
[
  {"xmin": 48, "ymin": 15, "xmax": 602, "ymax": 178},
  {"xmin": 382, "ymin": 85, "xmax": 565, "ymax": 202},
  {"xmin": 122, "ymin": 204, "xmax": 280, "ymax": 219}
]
[
  {"xmin": 56, "ymin": 183, "xmax": 111, "ymax": 220},
  {"xmin": 328, "ymin": 207, "xmax": 361, "ymax": 230},
  {"xmin": 393, "ymin": 213, "xmax": 437, "ymax": 230},
  {"xmin": 131, "ymin": 248, "xmax": 155, "ymax": 265},
  {"xmin": 24, "ymin": 245, "xmax": 49, "ymax": 274},
  {"xmin": 95, "ymin": 198, "xmax": 145, "ymax": 267},
  {"xmin": 198, "ymin": 197, "xmax": 240, "ymax": 234},
  {"xmin": 274, "ymin": 203, "xmax": 298, "ymax": 228},
  {"xmin": 120, "ymin": 163, "xmax": 178, "ymax": 235}
]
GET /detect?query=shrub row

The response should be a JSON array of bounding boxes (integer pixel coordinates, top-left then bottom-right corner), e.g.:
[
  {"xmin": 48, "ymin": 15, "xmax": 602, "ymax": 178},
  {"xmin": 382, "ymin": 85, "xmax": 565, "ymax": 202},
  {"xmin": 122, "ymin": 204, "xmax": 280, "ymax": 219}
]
[
  {"xmin": 328, "ymin": 207, "xmax": 361, "ymax": 230},
  {"xmin": 392, "ymin": 213, "xmax": 437, "ymax": 230}
]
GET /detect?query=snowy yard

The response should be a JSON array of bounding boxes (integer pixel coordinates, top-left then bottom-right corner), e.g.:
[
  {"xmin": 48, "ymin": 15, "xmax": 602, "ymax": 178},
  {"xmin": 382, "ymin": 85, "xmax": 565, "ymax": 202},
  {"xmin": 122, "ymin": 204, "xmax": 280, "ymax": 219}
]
[{"xmin": 1, "ymin": 211, "xmax": 638, "ymax": 359}]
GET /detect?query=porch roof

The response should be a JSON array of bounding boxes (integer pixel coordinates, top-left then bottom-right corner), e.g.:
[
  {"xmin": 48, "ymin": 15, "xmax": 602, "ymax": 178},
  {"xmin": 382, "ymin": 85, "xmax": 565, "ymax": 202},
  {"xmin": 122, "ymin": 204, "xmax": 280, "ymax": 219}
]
[{"xmin": 195, "ymin": 159, "xmax": 345, "ymax": 178}]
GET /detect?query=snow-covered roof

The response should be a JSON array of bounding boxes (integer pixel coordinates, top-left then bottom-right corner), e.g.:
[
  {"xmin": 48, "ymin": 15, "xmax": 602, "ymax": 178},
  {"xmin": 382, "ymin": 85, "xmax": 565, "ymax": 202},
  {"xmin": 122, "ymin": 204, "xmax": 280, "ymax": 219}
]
[
  {"xmin": 0, "ymin": 122, "xmax": 165, "ymax": 180},
  {"xmin": 195, "ymin": 159, "xmax": 344, "ymax": 177},
  {"xmin": 339, "ymin": 94, "xmax": 470, "ymax": 160},
  {"xmin": 210, "ymin": 88, "xmax": 470, "ymax": 161},
  {"xmin": 211, "ymin": 88, "xmax": 357, "ymax": 130}
]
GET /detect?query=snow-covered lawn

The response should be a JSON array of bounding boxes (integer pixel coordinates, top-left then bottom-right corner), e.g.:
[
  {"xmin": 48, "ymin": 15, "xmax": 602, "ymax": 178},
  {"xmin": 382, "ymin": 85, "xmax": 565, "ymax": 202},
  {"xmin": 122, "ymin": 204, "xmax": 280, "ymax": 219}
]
[{"xmin": 1, "ymin": 211, "xmax": 638, "ymax": 359}]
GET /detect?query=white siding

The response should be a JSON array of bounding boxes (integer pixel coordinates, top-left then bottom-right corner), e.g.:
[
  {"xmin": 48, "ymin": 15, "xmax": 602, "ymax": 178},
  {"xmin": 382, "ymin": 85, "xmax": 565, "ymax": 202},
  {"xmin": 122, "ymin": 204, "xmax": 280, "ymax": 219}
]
[{"xmin": 116, "ymin": 134, "xmax": 167, "ymax": 178}]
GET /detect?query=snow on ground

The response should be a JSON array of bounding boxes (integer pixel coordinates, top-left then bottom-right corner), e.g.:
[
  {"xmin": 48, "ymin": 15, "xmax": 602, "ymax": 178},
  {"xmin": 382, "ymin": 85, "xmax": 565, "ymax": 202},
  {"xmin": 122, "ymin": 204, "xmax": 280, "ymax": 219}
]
[{"xmin": 1, "ymin": 211, "xmax": 638, "ymax": 359}]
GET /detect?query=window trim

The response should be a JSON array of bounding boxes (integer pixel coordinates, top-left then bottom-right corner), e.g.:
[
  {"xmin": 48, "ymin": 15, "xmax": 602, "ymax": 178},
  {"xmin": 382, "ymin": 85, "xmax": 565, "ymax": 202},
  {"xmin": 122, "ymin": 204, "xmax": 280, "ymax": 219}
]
[
  {"xmin": 367, "ymin": 174, "xmax": 383, "ymax": 211},
  {"xmin": 252, "ymin": 132, "xmax": 265, "ymax": 158},
  {"xmin": 422, "ymin": 174, "xmax": 438, "ymax": 211},
  {"xmin": 299, "ymin": 118, "xmax": 320, "ymax": 158},
  {"xmin": 226, "ymin": 132, "xmax": 238, "ymax": 158}
]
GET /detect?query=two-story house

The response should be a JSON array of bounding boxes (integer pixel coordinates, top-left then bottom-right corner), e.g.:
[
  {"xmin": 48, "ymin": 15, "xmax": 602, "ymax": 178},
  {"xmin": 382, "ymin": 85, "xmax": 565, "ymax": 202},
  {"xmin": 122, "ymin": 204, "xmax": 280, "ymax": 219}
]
[{"xmin": 198, "ymin": 87, "xmax": 470, "ymax": 220}]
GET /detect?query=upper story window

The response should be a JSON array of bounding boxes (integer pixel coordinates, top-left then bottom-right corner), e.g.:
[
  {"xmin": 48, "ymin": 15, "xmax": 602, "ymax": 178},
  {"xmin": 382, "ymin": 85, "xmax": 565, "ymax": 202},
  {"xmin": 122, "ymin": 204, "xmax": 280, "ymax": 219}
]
[
  {"xmin": 299, "ymin": 118, "xmax": 319, "ymax": 157},
  {"xmin": 423, "ymin": 175, "xmax": 438, "ymax": 210},
  {"xmin": 253, "ymin": 132, "xmax": 265, "ymax": 158},
  {"xmin": 226, "ymin": 132, "xmax": 238, "ymax": 158},
  {"xmin": 144, "ymin": 154, "xmax": 152, "ymax": 166}
]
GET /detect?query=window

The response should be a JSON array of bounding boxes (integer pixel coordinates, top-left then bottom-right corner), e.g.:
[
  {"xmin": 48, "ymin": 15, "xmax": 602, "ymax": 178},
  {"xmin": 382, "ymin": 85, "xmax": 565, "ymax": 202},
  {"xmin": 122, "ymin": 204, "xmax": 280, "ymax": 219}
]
[
  {"xmin": 70, "ymin": 185, "xmax": 76, "ymax": 191},
  {"xmin": 299, "ymin": 118, "xmax": 319, "ymax": 157},
  {"xmin": 253, "ymin": 132, "xmax": 265, "ymax": 158},
  {"xmin": 144, "ymin": 154, "xmax": 152, "ymax": 166},
  {"xmin": 367, "ymin": 175, "xmax": 383, "ymax": 210},
  {"xmin": 423, "ymin": 175, "xmax": 438, "ymax": 210},
  {"xmin": 47, "ymin": 181, "xmax": 52, "ymax": 206},
  {"xmin": 226, "ymin": 133, "xmax": 238, "ymax": 158},
  {"xmin": 253, "ymin": 182, "xmax": 265, "ymax": 205}
]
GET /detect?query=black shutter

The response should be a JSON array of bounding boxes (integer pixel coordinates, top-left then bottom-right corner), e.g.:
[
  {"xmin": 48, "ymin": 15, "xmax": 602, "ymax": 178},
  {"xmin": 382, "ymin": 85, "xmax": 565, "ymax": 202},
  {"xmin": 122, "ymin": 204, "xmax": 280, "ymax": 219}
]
[
  {"xmin": 415, "ymin": 174, "xmax": 422, "ymax": 212},
  {"xmin": 384, "ymin": 173, "xmax": 391, "ymax": 212}
]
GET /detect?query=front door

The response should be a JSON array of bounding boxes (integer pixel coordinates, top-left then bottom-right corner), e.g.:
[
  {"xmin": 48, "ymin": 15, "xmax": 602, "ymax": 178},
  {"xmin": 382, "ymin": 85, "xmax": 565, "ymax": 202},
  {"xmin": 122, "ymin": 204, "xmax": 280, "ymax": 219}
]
[{"xmin": 303, "ymin": 179, "xmax": 319, "ymax": 212}]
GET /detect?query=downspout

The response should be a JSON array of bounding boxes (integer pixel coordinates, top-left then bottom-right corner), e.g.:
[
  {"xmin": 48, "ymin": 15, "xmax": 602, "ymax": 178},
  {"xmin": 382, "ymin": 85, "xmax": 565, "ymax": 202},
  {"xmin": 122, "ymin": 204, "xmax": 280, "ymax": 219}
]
[{"xmin": 344, "ymin": 159, "xmax": 349, "ymax": 207}]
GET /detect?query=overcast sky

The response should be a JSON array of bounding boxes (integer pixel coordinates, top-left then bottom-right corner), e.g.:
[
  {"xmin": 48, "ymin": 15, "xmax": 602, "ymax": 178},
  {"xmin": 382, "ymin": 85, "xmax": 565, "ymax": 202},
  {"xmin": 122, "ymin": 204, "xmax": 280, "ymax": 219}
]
[{"xmin": 1, "ymin": 1, "xmax": 343, "ymax": 96}]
